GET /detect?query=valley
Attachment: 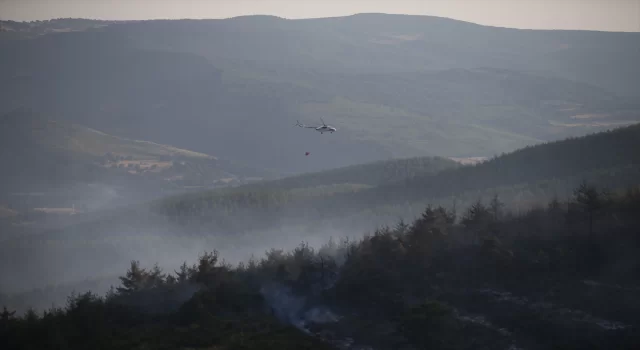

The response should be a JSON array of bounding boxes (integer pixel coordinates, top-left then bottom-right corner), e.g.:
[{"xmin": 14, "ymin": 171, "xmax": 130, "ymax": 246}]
[
  {"xmin": 2, "ymin": 123, "xmax": 640, "ymax": 313},
  {"xmin": 0, "ymin": 108, "xmax": 277, "ymax": 218},
  {"xmin": 2, "ymin": 15, "xmax": 639, "ymax": 174},
  {"xmin": 1, "ymin": 13, "xmax": 640, "ymax": 350}
]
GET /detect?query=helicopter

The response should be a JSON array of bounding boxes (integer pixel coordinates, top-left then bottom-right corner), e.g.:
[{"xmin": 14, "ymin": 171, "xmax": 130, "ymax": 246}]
[{"xmin": 295, "ymin": 118, "xmax": 337, "ymax": 134}]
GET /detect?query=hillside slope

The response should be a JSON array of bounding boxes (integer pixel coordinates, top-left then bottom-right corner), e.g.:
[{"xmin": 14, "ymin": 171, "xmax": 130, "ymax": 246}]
[
  {"xmin": 0, "ymin": 108, "xmax": 276, "ymax": 211},
  {"xmin": 156, "ymin": 124, "xmax": 640, "ymax": 232},
  {"xmin": 249, "ymin": 156, "xmax": 460, "ymax": 190},
  {"xmin": 297, "ymin": 68, "xmax": 640, "ymax": 156},
  {"xmin": 3, "ymin": 123, "xmax": 640, "ymax": 306},
  {"xmin": 1, "ymin": 14, "xmax": 639, "ymax": 174},
  {"xmin": 0, "ymin": 32, "xmax": 392, "ymax": 173},
  {"xmin": 113, "ymin": 14, "xmax": 640, "ymax": 96},
  {"xmin": 0, "ymin": 18, "xmax": 120, "ymax": 39},
  {"xmin": 1, "ymin": 108, "xmax": 214, "ymax": 160}
]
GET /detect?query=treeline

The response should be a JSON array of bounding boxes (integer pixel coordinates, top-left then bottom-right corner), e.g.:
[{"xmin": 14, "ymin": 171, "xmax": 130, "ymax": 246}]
[
  {"xmin": 153, "ymin": 156, "xmax": 458, "ymax": 231},
  {"xmin": 248, "ymin": 156, "xmax": 460, "ymax": 190},
  {"xmin": 363, "ymin": 123, "xmax": 640, "ymax": 204},
  {"xmin": 0, "ymin": 19, "xmax": 118, "ymax": 40},
  {"xmin": 3, "ymin": 183, "xmax": 640, "ymax": 349},
  {"xmin": 152, "ymin": 163, "xmax": 640, "ymax": 236},
  {"xmin": 154, "ymin": 124, "xmax": 640, "ymax": 233},
  {"xmin": 0, "ymin": 252, "xmax": 332, "ymax": 349}
]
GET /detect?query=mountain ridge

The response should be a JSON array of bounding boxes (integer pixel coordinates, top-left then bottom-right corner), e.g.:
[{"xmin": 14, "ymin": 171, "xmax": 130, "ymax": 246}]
[
  {"xmin": 2, "ymin": 12, "xmax": 639, "ymax": 174},
  {"xmin": 4, "ymin": 13, "xmax": 639, "ymax": 33}
]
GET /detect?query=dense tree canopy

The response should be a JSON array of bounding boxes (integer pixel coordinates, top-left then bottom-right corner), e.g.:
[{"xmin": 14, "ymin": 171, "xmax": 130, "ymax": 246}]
[{"xmin": 3, "ymin": 184, "xmax": 640, "ymax": 349}]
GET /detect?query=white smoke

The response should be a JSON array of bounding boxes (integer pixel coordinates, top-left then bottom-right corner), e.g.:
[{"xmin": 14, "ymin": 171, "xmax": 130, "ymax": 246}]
[{"xmin": 259, "ymin": 282, "xmax": 341, "ymax": 332}]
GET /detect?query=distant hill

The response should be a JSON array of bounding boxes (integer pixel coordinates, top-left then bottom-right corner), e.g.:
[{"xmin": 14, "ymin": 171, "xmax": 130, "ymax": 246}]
[
  {"xmin": 3, "ymin": 122, "xmax": 640, "ymax": 299},
  {"xmin": 344, "ymin": 123, "xmax": 640, "ymax": 210},
  {"xmin": 1, "ymin": 107, "xmax": 214, "ymax": 160},
  {"xmin": 155, "ymin": 123, "xmax": 640, "ymax": 232},
  {"xmin": 108, "ymin": 13, "xmax": 640, "ymax": 96},
  {"xmin": 0, "ymin": 108, "xmax": 277, "ymax": 211},
  {"xmin": 0, "ymin": 206, "xmax": 17, "ymax": 219},
  {"xmin": 248, "ymin": 156, "xmax": 460, "ymax": 190},
  {"xmin": 1, "ymin": 14, "xmax": 639, "ymax": 174},
  {"xmin": 294, "ymin": 67, "xmax": 640, "ymax": 156},
  {"xmin": 4, "ymin": 15, "xmax": 640, "ymax": 319},
  {"xmin": 0, "ymin": 18, "xmax": 121, "ymax": 39}
]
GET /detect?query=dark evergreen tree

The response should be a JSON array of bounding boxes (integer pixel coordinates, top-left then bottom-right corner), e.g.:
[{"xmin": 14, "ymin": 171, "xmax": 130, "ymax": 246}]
[
  {"xmin": 116, "ymin": 260, "xmax": 148, "ymax": 294},
  {"xmin": 489, "ymin": 193, "xmax": 504, "ymax": 221},
  {"xmin": 573, "ymin": 181, "xmax": 606, "ymax": 239}
]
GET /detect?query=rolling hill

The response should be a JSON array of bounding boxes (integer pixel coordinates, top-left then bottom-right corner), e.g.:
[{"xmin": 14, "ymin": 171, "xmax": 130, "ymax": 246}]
[
  {"xmin": 1, "ymin": 14, "xmax": 639, "ymax": 174},
  {"xmin": 294, "ymin": 68, "xmax": 640, "ymax": 156},
  {"xmin": 155, "ymin": 123, "xmax": 640, "ymax": 233},
  {"xmin": 3, "ymin": 123, "xmax": 640, "ymax": 301},
  {"xmin": 0, "ymin": 108, "xmax": 278, "ymax": 212},
  {"xmin": 2, "ymin": 15, "xmax": 640, "ymax": 347},
  {"xmin": 248, "ymin": 156, "xmax": 460, "ymax": 190},
  {"xmin": 0, "ymin": 18, "xmax": 121, "ymax": 39},
  {"xmin": 112, "ymin": 14, "xmax": 640, "ymax": 96}
]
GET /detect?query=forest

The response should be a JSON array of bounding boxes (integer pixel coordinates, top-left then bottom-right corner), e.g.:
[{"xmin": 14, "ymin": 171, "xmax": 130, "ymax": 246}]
[
  {"xmin": 2, "ymin": 182, "xmax": 639, "ymax": 349},
  {"xmin": 153, "ymin": 123, "xmax": 640, "ymax": 233},
  {"xmin": 2, "ymin": 123, "xmax": 640, "ymax": 319},
  {"xmin": 2, "ymin": 13, "xmax": 640, "ymax": 350}
]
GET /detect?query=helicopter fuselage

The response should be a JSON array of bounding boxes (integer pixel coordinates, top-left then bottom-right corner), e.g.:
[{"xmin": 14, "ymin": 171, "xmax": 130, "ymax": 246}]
[{"xmin": 315, "ymin": 126, "xmax": 336, "ymax": 133}]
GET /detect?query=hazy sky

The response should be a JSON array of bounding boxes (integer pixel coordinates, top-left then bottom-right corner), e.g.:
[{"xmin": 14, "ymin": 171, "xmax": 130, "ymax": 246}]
[{"xmin": 1, "ymin": 0, "xmax": 639, "ymax": 32}]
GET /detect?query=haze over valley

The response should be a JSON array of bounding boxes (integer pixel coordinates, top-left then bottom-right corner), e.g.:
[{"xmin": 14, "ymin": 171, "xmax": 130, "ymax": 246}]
[{"xmin": 1, "ymin": 9, "xmax": 640, "ymax": 350}]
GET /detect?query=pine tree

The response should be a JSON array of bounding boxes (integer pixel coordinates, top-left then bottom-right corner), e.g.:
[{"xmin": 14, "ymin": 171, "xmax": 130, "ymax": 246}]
[
  {"xmin": 489, "ymin": 194, "xmax": 504, "ymax": 221},
  {"xmin": 148, "ymin": 263, "xmax": 166, "ymax": 288},
  {"xmin": 462, "ymin": 200, "xmax": 493, "ymax": 245},
  {"xmin": 394, "ymin": 218, "xmax": 410, "ymax": 235},
  {"xmin": 0, "ymin": 306, "xmax": 16, "ymax": 322},
  {"xmin": 117, "ymin": 260, "xmax": 148, "ymax": 294},
  {"xmin": 573, "ymin": 181, "xmax": 605, "ymax": 239},
  {"xmin": 174, "ymin": 261, "xmax": 195, "ymax": 283}
]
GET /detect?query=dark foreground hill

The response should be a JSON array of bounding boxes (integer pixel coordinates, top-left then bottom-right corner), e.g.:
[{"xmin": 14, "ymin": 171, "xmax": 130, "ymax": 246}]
[{"xmin": 3, "ymin": 184, "xmax": 640, "ymax": 350}]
